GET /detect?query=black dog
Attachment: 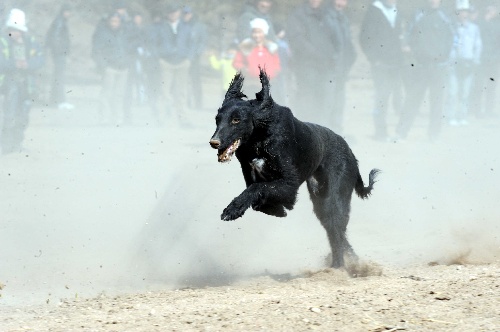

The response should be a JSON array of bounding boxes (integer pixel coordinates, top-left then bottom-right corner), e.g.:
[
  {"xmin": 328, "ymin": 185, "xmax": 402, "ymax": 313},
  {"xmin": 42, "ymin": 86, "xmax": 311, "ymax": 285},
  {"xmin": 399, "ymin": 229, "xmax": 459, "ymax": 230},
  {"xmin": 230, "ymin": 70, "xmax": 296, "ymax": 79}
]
[{"xmin": 209, "ymin": 68, "xmax": 379, "ymax": 268}]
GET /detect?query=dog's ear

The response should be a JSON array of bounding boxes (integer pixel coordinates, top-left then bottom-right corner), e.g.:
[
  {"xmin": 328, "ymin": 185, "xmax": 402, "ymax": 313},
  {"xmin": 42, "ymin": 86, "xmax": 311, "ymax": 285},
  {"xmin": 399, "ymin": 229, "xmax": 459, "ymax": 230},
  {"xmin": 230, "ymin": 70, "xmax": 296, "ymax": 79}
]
[
  {"xmin": 252, "ymin": 67, "xmax": 275, "ymax": 127},
  {"xmin": 255, "ymin": 66, "xmax": 273, "ymax": 109},
  {"xmin": 224, "ymin": 72, "xmax": 247, "ymax": 102}
]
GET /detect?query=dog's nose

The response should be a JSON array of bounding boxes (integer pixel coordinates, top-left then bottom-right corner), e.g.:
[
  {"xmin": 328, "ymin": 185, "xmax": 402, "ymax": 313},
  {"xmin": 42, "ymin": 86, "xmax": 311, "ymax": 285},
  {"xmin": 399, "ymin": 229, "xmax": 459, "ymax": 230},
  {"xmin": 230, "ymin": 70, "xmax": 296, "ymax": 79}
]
[{"xmin": 210, "ymin": 139, "xmax": 220, "ymax": 149}]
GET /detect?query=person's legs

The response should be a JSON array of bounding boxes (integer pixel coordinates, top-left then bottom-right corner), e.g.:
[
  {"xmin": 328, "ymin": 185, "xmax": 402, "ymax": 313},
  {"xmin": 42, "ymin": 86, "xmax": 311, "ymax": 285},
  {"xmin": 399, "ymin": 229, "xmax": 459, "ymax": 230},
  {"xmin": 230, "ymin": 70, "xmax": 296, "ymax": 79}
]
[
  {"xmin": 297, "ymin": 66, "xmax": 334, "ymax": 127},
  {"xmin": 171, "ymin": 60, "xmax": 190, "ymax": 124},
  {"xmin": 16, "ymin": 98, "xmax": 31, "ymax": 149},
  {"xmin": 98, "ymin": 68, "xmax": 112, "ymax": 123},
  {"xmin": 188, "ymin": 57, "xmax": 203, "ymax": 110},
  {"xmin": 331, "ymin": 73, "xmax": 346, "ymax": 134},
  {"xmin": 428, "ymin": 65, "xmax": 447, "ymax": 139},
  {"xmin": 445, "ymin": 66, "xmax": 458, "ymax": 124},
  {"xmin": 391, "ymin": 71, "xmax": 404, "ymax": 116},
  {"xmin": 272, "ymin": 71, "xmax": 287, "ymax": 106},
  {"xmin": 396, "ymin": 65, "xmax": 427, "ymax": 139},
  {"xmin": 292, "ymin": 64, "xmax": 323, "ymax": 123},
  {"xmin": 145, "ymin": 58, "xmax": 162, "ymax": 123},
  {"xmin": 318, "ymin": 68, "xmax": 336, "ymax": 128},
  {"xmin": 2, "ymin": 83, "xmax": 29, "ymax": 153},
  {"xmin": 457, "ymin": 72, "xmax": 474, "ymax": 123},
  {"xmin": 51, "ymin": 54, "xmax": 67, "ymax": 106},
  {"xmin": 123, "ymin": 66, "xmax": 136, "ymax": 124},
  {"xmin": 112, "ymin": 69, "xmax": 128, "ymax": 124},
  {"xmin": 371, "ymin": 65, "xmax": 393, "ymax": 140},
  {"xmin": 99, "ymin": 68, "xmax": 127, "ymax": 124},
  {"xmin": 1, "ymin": 85, "xmax": 18, "ymax": 153},
  {"xmin": 160, "ymin": 60, "xmax": 176, "ymax": 119}
]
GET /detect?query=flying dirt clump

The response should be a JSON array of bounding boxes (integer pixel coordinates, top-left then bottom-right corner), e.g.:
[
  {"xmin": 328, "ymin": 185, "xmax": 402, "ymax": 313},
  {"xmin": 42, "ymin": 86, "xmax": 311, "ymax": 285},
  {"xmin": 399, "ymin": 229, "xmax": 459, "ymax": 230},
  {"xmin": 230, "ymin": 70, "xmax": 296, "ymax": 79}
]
[
  {"xmin": 344, "ymin": 260, "xmax": 383, "ymax": 278},
  {"xmin": 321, "ymin": 253, "xmax": 383, "ymax": 277}
]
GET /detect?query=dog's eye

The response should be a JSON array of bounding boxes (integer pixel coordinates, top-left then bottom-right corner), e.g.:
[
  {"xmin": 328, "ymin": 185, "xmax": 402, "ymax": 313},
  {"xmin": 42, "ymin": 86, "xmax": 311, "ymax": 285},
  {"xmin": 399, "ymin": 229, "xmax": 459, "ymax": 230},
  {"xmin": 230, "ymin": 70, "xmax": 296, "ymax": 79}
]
[{"xmin": 231, "ymin": 118, "xmax": 240, "ymax": 124}]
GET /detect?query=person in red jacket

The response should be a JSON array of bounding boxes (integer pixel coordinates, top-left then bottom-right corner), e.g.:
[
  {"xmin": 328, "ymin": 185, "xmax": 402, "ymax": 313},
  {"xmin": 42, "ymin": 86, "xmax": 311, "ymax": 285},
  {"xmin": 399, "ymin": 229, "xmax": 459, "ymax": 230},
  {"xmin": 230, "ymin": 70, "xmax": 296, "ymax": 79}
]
[{"xmin": 233, "ymin": 18, "xmax": 280, "ymax": 94}]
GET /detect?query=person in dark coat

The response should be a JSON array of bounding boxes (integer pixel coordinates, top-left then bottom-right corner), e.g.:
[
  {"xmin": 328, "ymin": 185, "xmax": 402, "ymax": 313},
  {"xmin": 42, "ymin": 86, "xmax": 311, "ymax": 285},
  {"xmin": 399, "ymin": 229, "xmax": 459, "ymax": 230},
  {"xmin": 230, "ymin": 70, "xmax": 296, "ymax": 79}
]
[
  {"xmin": 327, "ymin": 0, "xmax": 356, "ymax": 134},
  {"xmin": 286, "ymin": 0, "xmax": 342, "ymax": 126},
  {"xmin": 183, "ymin": 6, "xmax": 207, "ymax": 111},
  {"xmin": 471, "ymin": 4, "xmax": 500, "ymax": 118},
  {"xmin": 359, "ymin": 0, "xmax": 405, "ymax": 141},
  {"xmin": 122, "ymin": 10, "xmax": 158, "ymax": 124},
  {"xmin": 92, "ymin": 13, "xmax": 131, "ymax": 125},
  {"xmin": 45, "ymin": 4, "xmax": 73, "ymax": 110},
  {"xmin": 0, "ymin": 9, "xmax": 44, "ymax": 154},
  {"xmin": 395, "ymin": 0, "xmax": 454, "ymax": 141},
  {"xmin": 153, "ymin": 3, "xmax": 194, "ymax": 125}
]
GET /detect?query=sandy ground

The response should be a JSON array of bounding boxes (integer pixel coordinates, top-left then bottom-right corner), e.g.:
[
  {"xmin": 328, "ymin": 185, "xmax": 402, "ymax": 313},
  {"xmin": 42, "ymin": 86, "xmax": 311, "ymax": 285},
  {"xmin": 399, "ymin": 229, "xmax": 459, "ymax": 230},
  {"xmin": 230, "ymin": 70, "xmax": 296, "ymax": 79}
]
[
  {"xmin": 1, "ymin": 263, "xmax": 499, "ymax": 331},
  {"xmin": 0, "ymin": 68, "xmax": 499, "ymax": 331}
]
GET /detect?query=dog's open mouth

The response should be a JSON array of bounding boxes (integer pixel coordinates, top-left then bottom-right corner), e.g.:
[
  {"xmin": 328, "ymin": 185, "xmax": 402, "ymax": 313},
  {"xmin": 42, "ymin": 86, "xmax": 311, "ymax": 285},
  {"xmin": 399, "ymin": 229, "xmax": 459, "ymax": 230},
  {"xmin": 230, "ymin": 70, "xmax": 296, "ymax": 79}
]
[{"xmin": 218, "ymin": 139, "xmax": 241, "ymax": 162}]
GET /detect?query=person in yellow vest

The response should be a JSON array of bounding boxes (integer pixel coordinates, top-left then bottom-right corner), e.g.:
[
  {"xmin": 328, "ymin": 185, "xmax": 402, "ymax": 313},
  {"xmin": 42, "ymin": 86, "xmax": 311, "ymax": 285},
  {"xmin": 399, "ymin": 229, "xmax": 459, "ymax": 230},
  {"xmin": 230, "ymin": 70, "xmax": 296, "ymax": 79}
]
[
  {"xmin": 208, "ymin": 43, "xmax": 238, "ymax": 100},
  {"xmin": 0, "ymin": 8, "xmax": 44, "ymax": 155}
]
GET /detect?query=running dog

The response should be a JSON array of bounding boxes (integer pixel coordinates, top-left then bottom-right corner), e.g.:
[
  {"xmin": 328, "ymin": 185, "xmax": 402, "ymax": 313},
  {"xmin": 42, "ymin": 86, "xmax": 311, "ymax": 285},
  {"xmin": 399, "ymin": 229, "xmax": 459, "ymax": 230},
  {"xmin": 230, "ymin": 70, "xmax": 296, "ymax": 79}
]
[{"xmin": 209, "ymin": 68, "xmax": 379, "ymax": 268}]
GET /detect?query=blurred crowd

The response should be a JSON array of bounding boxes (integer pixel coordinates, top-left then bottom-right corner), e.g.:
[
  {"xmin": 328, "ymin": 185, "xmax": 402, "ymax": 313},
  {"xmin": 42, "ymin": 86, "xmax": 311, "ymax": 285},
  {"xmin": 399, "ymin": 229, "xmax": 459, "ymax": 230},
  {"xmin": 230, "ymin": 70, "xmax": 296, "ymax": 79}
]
[{"xmin": 0, "ymin": 0, "xmax": 499, "ymax": 154}]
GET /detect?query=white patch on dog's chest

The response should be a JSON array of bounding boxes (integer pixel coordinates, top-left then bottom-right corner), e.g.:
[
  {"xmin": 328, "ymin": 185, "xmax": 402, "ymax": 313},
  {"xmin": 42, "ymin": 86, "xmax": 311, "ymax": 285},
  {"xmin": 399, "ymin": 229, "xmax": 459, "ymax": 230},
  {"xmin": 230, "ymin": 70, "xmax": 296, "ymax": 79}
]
[{"xmin": 250, "ymin": 158, "xmax": 268, "ymax": 181}]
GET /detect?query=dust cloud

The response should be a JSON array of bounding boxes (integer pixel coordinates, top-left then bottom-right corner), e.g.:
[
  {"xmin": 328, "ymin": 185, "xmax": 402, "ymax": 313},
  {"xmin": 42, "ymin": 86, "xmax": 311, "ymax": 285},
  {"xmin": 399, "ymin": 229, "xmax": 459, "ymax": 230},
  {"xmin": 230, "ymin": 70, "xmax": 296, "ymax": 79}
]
[
  {"xmin": 0, "ymin": 1, "xmax": 499, "ymax": 308},
  {"xmin": 1, "ymin": 102, "xmax": 498, "ymax": 306}
]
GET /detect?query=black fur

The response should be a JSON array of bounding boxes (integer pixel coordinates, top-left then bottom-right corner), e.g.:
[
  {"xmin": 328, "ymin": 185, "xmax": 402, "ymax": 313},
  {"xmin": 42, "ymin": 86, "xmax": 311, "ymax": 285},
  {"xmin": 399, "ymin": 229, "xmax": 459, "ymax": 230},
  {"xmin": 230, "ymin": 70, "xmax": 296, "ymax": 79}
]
[{"xmin": 210, "ymin": 68, "xmax": 380, "ymax": 268}]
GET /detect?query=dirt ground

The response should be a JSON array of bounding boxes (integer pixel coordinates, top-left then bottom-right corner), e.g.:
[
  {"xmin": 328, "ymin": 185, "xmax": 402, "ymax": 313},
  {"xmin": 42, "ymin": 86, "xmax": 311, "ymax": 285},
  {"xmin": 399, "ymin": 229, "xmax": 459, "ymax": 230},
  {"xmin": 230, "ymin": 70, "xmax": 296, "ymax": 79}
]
[
  {"xmin": 2, "ymin": 264, "xmax": 500, "ymax": 331},
  {"xmin": 0, "ymin": 262, "xmax": 498, "ymax": 331},
  {"xmin": 1, "ymin": 23, "xmax": 500, "ymax": 330}
]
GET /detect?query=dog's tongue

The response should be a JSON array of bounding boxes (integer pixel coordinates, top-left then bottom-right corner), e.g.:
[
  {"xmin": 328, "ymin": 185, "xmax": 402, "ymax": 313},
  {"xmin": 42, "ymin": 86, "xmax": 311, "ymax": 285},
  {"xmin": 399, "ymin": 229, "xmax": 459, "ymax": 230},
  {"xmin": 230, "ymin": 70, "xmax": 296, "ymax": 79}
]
[{"xmin": 218, "ymin": 139, "xmax": 241, "ymax": 162}]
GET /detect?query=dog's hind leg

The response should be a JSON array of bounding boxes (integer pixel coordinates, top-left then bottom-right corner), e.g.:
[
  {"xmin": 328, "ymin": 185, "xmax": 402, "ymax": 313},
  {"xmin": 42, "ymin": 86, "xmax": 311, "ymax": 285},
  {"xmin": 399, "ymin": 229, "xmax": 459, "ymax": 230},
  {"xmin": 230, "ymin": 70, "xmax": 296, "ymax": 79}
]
[{"xmin": 307, "ymin": 174, "xmax": 357, "ymax": 268}]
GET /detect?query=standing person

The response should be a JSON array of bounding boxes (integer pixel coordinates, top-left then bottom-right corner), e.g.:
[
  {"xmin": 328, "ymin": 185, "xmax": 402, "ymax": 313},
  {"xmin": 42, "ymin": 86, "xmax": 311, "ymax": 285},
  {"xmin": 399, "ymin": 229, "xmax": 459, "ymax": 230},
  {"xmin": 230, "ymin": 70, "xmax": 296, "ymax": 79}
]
[
  {"xmin": 45, "ymin": 4, "xmax": 73, "ymax": 110},
  {"xmin": 287, "ymin": 0, "xmax": 341, "ymax": 126},
  {"xmin": 395, "ymin": 0, "xmax": 455, "ymax": 141},
  {"xmin": 123, "ymin": 11, "xmax": 150, "ymax": 124},
  {"xmin": 236, "ymin": 0, "xmax": 277, "ymax": 42},
  {"xmin": 272, "ymin": 23, "xmax": 292, "ymax": 105},
  {"xmin": 127, "ymin": 11, "xmax": 148, "ymax": 105},
  {"xmin": 328, "ymin": 0, "xmax": 356, "ymax": 134},
  {"xmin": 144, "ymin": 10, "xmax": 165, "ymax": 124},
  {"xmin": 237, "ymin": 0, "xmax": 289, "ymax": 105},
  {"xmin": 359, "ymin": 0, "xmax": 405, "ymax": 141},
  {"xmin": 209, "ymin": 43, "xmax": 238, "ymax": 100},
  {"xmin": 448, "ymin": 3, "xmax": 482, "ymax": 126},
  {"xmin": 471, "ymin": 4, "xmax": 500, "ymax": 118},
  {"xmin": 0, "ymin": 9, "xmax": 44, "ymax": 154},
  {"xmin": 232, "ymin": 18, "xmax": 281, "ymax": 93},
  {"xmin": 155, "ymin": 3, "xmax": 194, "ymax": 126},
  {"xmin": 91, "ymin": 13, "xmax": 131, "ymax": 125},
  {"xmin": 183, "ymin": 6, "xmax": 207, "ymax": 111}
]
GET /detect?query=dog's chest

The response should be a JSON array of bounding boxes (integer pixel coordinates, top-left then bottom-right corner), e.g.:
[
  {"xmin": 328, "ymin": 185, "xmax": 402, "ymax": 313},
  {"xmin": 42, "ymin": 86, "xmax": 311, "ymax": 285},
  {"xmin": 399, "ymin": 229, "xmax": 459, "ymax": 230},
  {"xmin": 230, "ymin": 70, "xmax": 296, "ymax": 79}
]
[
  {"xmin": 250, "ymin": 158, "xmax": 270, "ymax": 182},
  {"xmin": 239, "ymin": 140, "xmax": 277, "ymax": 182}
]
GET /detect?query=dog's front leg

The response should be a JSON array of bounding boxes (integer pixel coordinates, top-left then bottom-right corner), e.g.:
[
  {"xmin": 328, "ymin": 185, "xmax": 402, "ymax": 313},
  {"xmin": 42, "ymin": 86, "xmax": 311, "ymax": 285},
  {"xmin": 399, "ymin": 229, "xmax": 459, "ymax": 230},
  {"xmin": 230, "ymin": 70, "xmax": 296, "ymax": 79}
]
[
  {"xmin": 221, "ymin": 181, "xmax": 298, "ymax": 220},
  {"xmin": 221, "ymin": 189, "xmax": 257, "ymax": 221}
]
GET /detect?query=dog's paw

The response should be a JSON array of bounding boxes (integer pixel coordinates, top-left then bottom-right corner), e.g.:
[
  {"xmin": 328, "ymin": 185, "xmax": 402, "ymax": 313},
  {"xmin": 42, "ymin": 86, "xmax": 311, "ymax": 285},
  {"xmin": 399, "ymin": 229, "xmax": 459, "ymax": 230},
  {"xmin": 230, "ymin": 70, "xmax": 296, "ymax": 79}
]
[{"xmin": 221, "ymin": 199, "xmax": 248, "ymax": 221}]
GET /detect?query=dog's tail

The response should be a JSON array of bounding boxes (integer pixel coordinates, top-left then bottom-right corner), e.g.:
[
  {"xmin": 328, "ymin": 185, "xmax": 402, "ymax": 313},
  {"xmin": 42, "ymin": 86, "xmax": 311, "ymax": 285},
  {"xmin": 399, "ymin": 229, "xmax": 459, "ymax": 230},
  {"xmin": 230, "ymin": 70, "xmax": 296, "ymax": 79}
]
[{"xmin": 355, "ymin": 169, "xmax": 381, "ymax": 199}]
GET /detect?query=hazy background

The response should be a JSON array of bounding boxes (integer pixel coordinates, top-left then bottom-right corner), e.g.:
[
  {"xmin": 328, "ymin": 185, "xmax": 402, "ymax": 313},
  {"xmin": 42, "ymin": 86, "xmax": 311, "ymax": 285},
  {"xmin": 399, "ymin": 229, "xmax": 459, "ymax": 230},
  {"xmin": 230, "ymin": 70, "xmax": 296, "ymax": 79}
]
[{"xmin": 0, "ymin": 0, "xmax": 499, "ymax": 306}]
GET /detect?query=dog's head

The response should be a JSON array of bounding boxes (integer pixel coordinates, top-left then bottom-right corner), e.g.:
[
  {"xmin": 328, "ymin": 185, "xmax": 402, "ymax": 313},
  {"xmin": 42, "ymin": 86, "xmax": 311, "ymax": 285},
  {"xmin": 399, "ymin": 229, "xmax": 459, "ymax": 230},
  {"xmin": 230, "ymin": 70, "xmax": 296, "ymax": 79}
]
[{"xmin": 210, "ymin": 68, "xmax": 274, "ymax": 163}]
